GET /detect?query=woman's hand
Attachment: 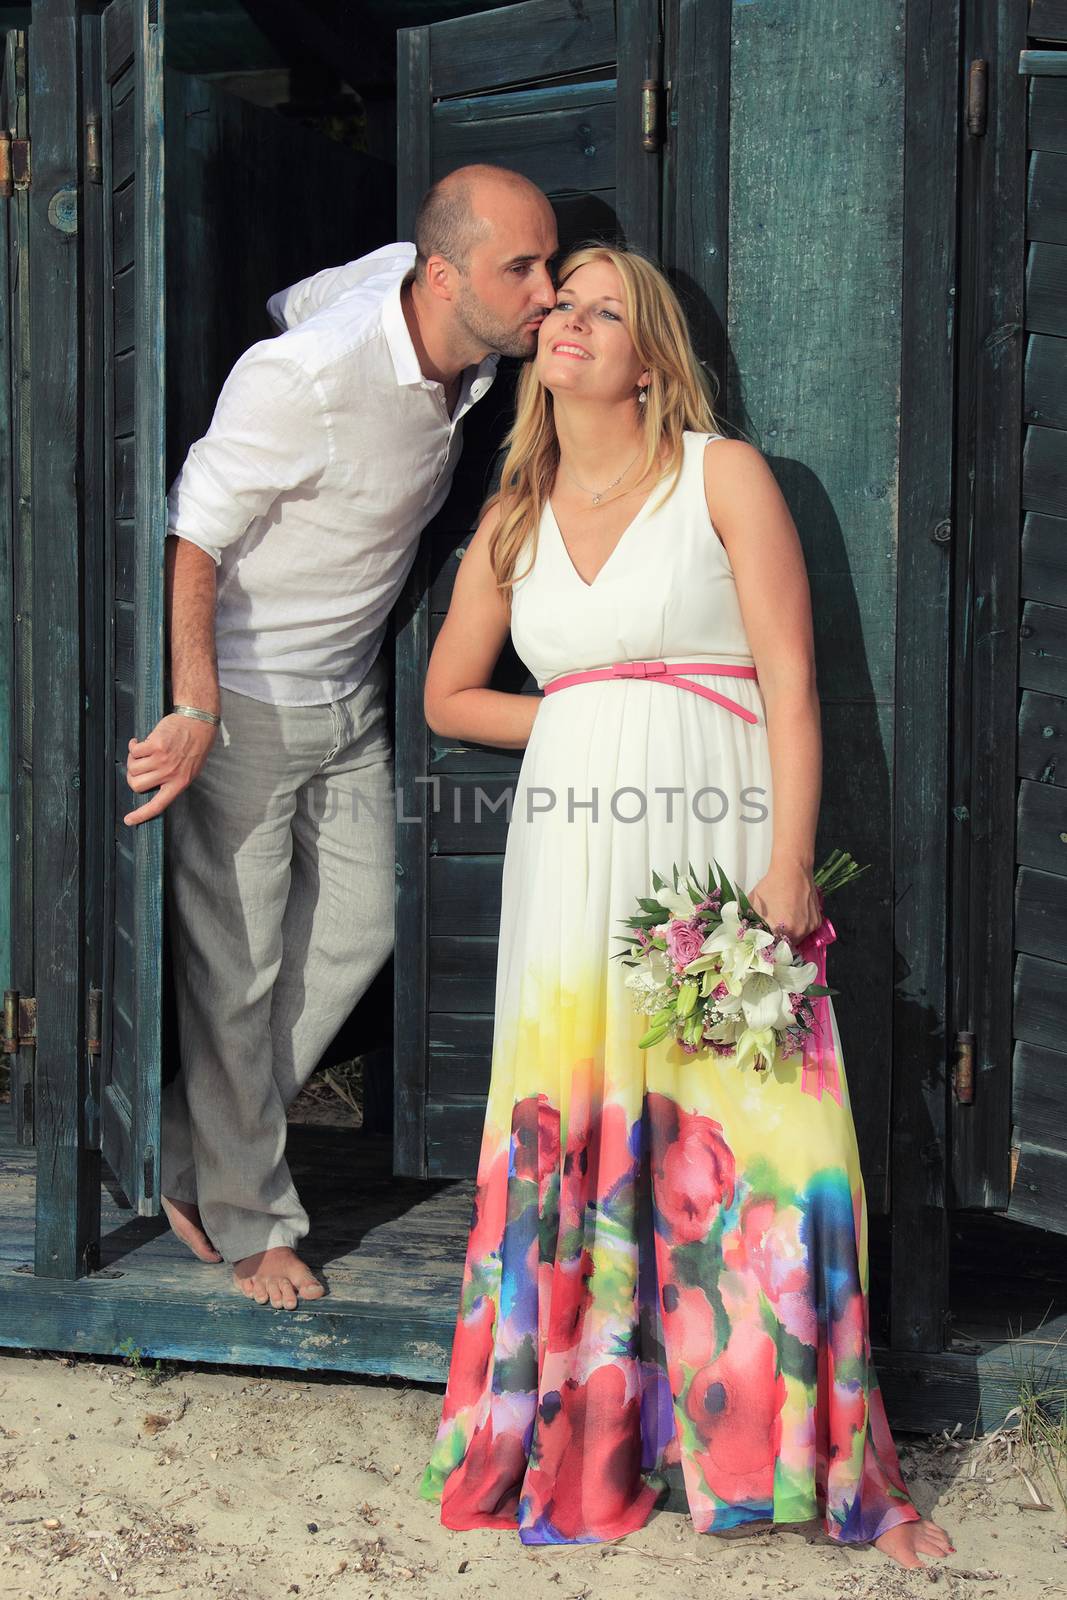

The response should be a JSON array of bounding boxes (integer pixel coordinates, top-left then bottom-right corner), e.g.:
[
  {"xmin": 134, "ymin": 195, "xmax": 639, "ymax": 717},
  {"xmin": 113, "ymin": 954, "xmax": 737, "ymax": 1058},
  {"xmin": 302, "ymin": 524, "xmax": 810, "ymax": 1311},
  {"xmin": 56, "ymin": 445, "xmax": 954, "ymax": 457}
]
[
  {"xmin": 748, "ymin": 859, "xmax": 822, "ymax": 945},
  {"xmin": 123, "ymin": 714, "xmax": 217, "ymax": 826}
]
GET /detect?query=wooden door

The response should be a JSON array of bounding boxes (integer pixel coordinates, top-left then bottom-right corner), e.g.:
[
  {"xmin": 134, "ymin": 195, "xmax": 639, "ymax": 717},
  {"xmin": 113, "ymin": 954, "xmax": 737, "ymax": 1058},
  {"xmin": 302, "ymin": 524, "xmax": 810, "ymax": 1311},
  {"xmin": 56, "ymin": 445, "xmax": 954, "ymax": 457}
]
[
  {"xmin": 95, "ymin": 0, "xmax": 166, "ymax": 1215},
  {"xmin": 393, "ymin": 0, "xmax": 921, "ymax": 1203},
  {"xmin": 393, "ymin": 0, "xmax": 664, "ymax": 1178},
  {"xmin": 950, "ymin": 4, "xmax": 1067, "ymax": 1234}
]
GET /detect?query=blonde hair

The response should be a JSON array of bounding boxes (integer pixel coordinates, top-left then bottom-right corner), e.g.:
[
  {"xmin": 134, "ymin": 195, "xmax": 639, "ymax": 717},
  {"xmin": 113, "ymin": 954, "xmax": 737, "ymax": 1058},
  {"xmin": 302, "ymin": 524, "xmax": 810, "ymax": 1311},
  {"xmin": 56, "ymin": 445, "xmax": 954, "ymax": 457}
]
[{"xmin": 486, "ymin": 244, "xmax": 724, "ymax": 605}]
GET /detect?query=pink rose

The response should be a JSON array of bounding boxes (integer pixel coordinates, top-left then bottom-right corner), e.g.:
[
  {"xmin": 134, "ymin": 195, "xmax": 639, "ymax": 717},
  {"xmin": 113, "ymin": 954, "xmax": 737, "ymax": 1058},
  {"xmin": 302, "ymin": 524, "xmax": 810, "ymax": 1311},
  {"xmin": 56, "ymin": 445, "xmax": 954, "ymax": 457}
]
[{"xmin": 665, "ymin": 917, "xmax": 706, "ymax": 971}]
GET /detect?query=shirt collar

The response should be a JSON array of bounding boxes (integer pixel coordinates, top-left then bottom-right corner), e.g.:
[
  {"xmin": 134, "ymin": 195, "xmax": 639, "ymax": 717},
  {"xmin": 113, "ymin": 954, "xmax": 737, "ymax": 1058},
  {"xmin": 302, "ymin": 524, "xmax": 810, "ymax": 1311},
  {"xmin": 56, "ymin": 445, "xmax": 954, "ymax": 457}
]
[
  {"xmin": 380, "ymin": 269, "xmax": 424, "ymax": 387},
  {"xmin": 380, "ymin": 269, "xmax": 499, "ymax": 411}
]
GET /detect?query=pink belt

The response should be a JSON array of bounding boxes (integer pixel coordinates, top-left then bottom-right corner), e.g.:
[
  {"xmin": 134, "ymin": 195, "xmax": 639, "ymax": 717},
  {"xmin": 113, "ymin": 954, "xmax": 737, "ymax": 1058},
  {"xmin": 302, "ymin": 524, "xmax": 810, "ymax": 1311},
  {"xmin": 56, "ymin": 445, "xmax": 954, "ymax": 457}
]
[{"xmin": 542, "ymin": 659, "xmax": 760, "ymax": 725}]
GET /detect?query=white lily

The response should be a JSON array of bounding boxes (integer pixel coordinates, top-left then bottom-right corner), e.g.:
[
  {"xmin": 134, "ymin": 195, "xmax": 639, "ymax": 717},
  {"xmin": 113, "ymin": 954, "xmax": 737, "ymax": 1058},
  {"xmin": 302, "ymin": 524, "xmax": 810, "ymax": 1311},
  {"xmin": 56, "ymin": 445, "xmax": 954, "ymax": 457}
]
[
  {"xmin": 738, "ymin": 970, "xmax": 796, "ymax": 1032},
  {"xmin": 735, "ymin": 1025, "xmax": 778, "ymax": 1074},
  {"xmin": 770, "ymin": 936, "xmax": 819, "ymax": 995},
  {"xmin": 656, "ymin": 887, "xmax": 701, "ymax": 920},
  {"xmin": 685, "ymin": 900, "xmax": 775, "ymax": 989}
]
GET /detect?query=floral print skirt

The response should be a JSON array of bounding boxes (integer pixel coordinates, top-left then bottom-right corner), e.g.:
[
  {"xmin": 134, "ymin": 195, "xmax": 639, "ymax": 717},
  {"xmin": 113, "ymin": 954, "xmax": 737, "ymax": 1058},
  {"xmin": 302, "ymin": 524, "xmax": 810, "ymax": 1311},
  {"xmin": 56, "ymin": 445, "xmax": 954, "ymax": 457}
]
[{"xmin": 419, "ymin": 948, "xmax": 920, "ymax": 1546}]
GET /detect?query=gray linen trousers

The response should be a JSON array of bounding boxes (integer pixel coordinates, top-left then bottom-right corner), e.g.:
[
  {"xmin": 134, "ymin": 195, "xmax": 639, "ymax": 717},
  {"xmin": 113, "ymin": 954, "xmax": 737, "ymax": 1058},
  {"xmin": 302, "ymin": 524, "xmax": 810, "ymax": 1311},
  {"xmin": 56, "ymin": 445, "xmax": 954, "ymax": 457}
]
[{"xmin": 160, "ymin": 652, "xmax": 394, "ymax": 1262}]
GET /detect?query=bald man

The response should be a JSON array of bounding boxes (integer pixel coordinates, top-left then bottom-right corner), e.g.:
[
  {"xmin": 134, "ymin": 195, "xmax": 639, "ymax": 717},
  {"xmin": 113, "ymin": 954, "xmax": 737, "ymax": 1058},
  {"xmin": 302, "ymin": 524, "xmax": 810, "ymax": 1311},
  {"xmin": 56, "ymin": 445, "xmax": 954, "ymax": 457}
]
[{"xmin": 124, "ymin": 166, "xmax": 558, "ymax": 1310}]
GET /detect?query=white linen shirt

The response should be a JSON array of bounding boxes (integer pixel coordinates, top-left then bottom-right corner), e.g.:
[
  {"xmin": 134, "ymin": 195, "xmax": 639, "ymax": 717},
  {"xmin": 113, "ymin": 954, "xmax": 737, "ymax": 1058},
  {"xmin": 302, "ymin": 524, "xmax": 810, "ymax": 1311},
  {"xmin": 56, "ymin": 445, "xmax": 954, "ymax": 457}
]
[{"xmin": 166, "ymin": 242, "xmax": 498, "ymax": 706}]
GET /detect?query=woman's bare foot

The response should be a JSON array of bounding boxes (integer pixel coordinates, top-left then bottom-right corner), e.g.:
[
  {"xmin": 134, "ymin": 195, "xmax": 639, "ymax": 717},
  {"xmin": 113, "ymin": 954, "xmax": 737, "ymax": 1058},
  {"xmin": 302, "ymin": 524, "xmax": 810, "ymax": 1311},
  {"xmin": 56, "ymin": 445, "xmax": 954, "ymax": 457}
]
[
  {"xmin": 161, "ymin": 1196, "xmax": 223, "ymax": 1263},
  {"xmin": 233, "ymin": 1246, "xmax": 327, "ymax": 1311},
  {"xmin": 873, "ymin": 1516, "xmax": 954, "ymax": 1569}
]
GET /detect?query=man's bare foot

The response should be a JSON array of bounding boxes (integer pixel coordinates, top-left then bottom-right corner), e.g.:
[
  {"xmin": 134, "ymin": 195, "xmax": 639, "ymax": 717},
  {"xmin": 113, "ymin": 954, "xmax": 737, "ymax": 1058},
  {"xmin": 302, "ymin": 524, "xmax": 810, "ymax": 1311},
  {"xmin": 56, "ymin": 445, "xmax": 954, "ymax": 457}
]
[
  {"xmin": 873, "ymin": 1516, "xmax": 954, "ymax": 1569},
  {"xmin": 233, "ymin": 1246, "xmax": 327, "ymax": 1311},
  {"xmin": 161, "ymin": 1196, "xmax": 223, "ymax": 1263}
]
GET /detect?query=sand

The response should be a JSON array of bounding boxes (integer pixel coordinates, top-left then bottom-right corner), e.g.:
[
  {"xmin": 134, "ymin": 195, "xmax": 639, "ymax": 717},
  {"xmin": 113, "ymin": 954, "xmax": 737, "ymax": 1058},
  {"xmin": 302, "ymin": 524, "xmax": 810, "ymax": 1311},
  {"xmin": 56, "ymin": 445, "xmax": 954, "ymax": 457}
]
[{"xmin": 0, "ymin": 1350, "xmax": 1064, "ymax": 1600}]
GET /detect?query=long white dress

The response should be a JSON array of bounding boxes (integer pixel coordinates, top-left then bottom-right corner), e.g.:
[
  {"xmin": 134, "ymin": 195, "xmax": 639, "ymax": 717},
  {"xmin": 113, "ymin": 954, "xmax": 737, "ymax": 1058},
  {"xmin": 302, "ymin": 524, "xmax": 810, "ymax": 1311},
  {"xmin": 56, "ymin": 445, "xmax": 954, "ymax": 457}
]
[{"xmin": 421, "ymin": 431, "xmax": 919, "ymax": 1547}]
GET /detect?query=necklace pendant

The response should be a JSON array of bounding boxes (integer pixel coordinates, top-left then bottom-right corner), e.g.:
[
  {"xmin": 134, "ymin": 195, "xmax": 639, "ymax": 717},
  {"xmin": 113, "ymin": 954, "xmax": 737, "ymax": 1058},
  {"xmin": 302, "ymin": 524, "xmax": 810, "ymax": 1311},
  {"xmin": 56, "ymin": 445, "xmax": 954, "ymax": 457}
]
[{"xmin": 592, "ymin": 492, "xmax": 601, "ymax": 506}]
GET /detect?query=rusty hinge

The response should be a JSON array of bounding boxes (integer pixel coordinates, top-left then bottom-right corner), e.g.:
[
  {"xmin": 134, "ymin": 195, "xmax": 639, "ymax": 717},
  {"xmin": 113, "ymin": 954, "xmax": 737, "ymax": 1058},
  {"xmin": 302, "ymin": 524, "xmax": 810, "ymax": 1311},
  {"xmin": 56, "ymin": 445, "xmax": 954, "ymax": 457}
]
[
  {"xmin": 0, "ymin": 131, "xmax": 31, "ymax": 197},
  {"xmin": 641, "ymin": 80, "xmax": 663, "ymax": 153},
  {"xmin": 2, "ymin": 988, "xmax": 37, "ymax": 1050},
  {"xmin": 966, "ymin": 60, "xmax": 988, "ymax": 137},
  {"xmin": 87, "ymin": 987, "xmax": 102, "ymax": 1055},
  {"xmin": 952, "ymin": 1030, "xmax": 975, "ymax": 1103},
  {"xmin": 86, "ymin": 116, "xmax": 102, "ymax": 185},
  {"xmin": 85, "ymin": 986, "xmax": 103, "ymax": 1152}
]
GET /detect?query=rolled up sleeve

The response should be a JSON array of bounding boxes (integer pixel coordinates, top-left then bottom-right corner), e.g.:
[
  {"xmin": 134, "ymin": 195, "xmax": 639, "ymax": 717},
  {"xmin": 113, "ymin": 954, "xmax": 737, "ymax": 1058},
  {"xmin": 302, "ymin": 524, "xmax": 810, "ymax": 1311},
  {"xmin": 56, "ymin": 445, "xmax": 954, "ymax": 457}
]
[{"xmin": 166, "ymin": 340, "xmax": 329, "ymax": 565}]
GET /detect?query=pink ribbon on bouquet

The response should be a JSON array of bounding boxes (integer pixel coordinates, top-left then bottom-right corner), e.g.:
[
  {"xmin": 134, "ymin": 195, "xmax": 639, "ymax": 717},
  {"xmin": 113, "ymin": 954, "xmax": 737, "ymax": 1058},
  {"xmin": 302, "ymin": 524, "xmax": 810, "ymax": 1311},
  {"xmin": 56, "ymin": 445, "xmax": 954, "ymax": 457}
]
[{"xmin": 796, "ymin": 894, "xmax": 843, "ymax": 1104}]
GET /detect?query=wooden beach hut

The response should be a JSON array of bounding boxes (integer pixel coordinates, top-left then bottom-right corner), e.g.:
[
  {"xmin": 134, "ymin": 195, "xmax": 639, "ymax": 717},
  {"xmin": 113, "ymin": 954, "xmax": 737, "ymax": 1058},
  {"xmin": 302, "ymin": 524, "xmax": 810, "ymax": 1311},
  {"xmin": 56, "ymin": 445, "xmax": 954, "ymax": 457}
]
[{"xmin": 0, "ymin": 0, "xmax": 1064, "ymax": 1432}]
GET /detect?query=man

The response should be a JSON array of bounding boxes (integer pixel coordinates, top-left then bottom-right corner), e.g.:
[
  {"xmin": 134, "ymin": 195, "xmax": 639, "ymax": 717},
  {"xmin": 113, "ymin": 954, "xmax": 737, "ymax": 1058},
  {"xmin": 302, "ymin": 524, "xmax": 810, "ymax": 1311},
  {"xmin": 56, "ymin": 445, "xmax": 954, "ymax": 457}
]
[{"xmin": 125, "ymin": 164, "xmax": 558, "ymax": 1311}]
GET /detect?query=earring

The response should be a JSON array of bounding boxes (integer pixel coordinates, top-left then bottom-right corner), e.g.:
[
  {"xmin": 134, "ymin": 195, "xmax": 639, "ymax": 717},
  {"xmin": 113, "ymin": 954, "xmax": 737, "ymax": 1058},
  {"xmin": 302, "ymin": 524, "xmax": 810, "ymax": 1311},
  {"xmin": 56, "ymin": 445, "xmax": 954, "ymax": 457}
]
[{"xmin": 637, "ymin": 388, "xmax": 648, "ymax": 405}]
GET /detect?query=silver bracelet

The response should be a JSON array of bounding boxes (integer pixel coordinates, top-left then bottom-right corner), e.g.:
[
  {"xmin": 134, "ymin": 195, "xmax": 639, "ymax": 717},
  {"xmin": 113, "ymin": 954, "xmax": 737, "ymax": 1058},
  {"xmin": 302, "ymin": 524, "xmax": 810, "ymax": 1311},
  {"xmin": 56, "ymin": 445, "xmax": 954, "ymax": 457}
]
[{"xmin": 171, "ymin": 703, "xmax": 221, "ymax": 727}]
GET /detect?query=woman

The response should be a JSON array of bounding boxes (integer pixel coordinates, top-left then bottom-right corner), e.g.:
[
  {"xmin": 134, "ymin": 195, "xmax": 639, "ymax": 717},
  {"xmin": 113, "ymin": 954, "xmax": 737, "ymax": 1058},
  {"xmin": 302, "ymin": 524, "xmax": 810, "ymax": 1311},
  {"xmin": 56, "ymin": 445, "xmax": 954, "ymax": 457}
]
[{"xmin": 418, "ymin": 246, "xmax": 952, "ymax": 1568}]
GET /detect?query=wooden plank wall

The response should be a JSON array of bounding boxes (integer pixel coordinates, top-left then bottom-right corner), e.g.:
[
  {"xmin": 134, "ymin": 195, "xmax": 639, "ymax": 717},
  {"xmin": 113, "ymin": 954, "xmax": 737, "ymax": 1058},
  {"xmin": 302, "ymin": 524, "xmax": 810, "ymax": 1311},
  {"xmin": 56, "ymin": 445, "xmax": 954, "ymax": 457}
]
[
  {"xmin": 890, "ymin": 0, "xmax": 960, "ymax": 1349},
  {"xmin": 393, "ymin": 18, "xmax": 433, "ymax": 1179},
  {"xmin": 726, "ymin": 1, "xmax": 909, "ymax": 1215},
  {"xmin": 3, "ymin": 31, "xmax": 33, "ymax": 1144},
  {"xmin": 0, "ymin": 41, "xmax": 11, "ymax": 1009},
  {"xmin": 949, "ymin": 2, "xmax": 1027, "ymax": 1212}
]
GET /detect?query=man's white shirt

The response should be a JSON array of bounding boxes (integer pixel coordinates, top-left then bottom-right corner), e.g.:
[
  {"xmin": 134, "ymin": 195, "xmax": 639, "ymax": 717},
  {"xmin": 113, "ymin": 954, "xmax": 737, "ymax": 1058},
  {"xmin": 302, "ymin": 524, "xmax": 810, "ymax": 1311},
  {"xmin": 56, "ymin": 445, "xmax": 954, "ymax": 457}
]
[{"xmin": 166, "ymin": 242, "xmax": 498, "ymax": 706}]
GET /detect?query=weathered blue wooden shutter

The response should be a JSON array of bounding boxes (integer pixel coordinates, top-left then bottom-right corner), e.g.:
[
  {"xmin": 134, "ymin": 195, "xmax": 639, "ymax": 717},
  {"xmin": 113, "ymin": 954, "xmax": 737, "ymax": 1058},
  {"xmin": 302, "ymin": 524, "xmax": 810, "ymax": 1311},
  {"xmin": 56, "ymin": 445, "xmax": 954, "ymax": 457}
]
[
  {"xmin": 97, "ymin": 0, "xmax": 164, "ymax": 1215},
  {"xmin": 1011, "ymin": 41, "xmax": 1067, "ymax": 1233},
  {"xmin": 949, "ymin": 25, "xmax": 1067, "ymax": 1235},
  {"xmin": 393, "ymin": 0, "xmax": 662, "ymax": 1179}
]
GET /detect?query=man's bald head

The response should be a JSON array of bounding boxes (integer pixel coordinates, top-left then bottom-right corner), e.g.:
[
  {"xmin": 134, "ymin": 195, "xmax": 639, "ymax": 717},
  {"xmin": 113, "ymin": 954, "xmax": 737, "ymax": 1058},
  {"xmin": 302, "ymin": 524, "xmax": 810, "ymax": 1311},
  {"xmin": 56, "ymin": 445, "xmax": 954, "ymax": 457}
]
[
  {"xmin": 409, "ymin": 164, "xmax": 557, "ymax": 362},
  {"xmin": 414, "ymin": 164, "xmax": 550, "ymax": 280}
]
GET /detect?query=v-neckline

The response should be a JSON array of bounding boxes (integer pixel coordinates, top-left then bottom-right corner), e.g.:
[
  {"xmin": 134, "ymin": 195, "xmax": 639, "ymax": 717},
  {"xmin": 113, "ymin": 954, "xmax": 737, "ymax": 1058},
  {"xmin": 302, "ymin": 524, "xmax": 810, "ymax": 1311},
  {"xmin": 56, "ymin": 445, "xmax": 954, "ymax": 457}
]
[{"xmin": 546, "ymin": 485, "xmax": 660, "ymax": 590}]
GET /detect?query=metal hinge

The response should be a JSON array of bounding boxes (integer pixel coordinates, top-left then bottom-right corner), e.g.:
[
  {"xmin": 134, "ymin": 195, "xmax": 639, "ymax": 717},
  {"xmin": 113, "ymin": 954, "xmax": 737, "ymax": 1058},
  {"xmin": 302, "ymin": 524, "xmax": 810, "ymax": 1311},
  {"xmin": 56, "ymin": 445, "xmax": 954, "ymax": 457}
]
[
  {"xmin": 85, "ymin": 986, "xmax": 103, "ymax": 1152},
  {"xmin": 966, "ymin": 60, "xmax": 988, "ymax": 137},
  {"xmin": 2, "ymin": 988, "xmax": 37, "ymax": 1051},
  {"xmin": 952, "ymin": 1030, "xmax": 975, "ymax": 1103},
  {"xmin": 87, "ymin": 987, "xmax": 102, "ymax": 1056},
  {"xmin": 86, "ymin": 116, "xmax": 102, "ymax": 185},
  {"xmin": 641, "ymin": 79, "xmax": 663, "ymax": 153},
  {"xmin": 0, "ymin": 131, "xmax": 31, "ymax": 197}
]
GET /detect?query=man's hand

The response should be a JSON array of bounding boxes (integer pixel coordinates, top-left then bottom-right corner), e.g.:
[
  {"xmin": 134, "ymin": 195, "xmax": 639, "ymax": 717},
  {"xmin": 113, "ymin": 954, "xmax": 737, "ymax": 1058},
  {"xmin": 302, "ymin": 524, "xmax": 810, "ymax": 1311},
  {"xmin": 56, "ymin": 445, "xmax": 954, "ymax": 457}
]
[{"xmin": 124, "ymin": 713, "xmax": 218, "ymax": 827}]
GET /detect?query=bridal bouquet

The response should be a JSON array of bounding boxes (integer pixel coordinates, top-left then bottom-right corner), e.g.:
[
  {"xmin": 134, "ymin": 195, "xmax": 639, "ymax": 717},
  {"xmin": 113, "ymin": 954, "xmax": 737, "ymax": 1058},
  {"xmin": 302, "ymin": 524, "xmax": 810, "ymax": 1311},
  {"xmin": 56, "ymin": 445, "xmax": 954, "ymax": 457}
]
[{"xmin": 614, "ymin": 850, "xmax": 868, "ymax": 1086}]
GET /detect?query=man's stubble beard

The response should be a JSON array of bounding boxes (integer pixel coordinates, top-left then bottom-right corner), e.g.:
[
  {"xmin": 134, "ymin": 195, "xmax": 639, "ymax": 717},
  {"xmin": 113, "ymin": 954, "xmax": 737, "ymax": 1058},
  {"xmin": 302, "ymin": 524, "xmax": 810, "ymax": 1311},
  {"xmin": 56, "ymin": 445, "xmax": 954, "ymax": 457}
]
[{"xmin": 454, "ymin": 280, "xmax": 540, "ymax": 360}]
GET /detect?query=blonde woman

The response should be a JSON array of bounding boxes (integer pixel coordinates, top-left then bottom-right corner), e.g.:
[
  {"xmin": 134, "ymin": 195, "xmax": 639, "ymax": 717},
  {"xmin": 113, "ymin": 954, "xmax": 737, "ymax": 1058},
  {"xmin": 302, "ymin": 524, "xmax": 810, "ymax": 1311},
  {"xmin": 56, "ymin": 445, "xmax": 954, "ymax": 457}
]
[{"xmin": 418, "ymin": 246, "xmax": 951, "ymax": 1568}]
